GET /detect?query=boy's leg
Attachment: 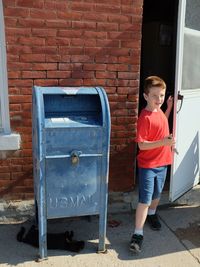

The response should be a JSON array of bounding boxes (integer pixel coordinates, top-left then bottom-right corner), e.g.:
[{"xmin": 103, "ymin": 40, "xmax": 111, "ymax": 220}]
[
  {"xmin": 135, "ymin": 202, "xmax": 149, "ymax": 231},
  {"xmin": 130, "ymin": 203, "xmax": 149, "ymax": 253},
  {"xmin": 147, "ymin": 166, "xmax": 167, "ymax": 230},
  {"xmin": 130, "ymin": 167, "xmax": 154, "ymax": 253},
  {"xmin": 147, "ymin": 198, "xmax": 161, "ymax": 230}
]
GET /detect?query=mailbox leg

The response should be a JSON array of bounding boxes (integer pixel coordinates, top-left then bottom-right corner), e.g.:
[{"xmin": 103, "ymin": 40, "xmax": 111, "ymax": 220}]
[
  {"xmin": 38, "ymin": 182, "xmax": 48, "ymax": 260},
  {"xmin": 98, "ymin": 210, "xmax": 107, "ymax": 253},
  {"xmin": 38, "ymin": 217, "xmax": 47, "ymax": 260},
  {"xmin": 98, "ymin": 182, "xmax": 108, "ymax": 253}
]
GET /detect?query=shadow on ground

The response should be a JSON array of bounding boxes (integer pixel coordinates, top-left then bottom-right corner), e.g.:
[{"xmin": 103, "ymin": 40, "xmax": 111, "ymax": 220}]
[{"xmin": 0, "ymin": 205, "xmax": 200, "ymax": 266}]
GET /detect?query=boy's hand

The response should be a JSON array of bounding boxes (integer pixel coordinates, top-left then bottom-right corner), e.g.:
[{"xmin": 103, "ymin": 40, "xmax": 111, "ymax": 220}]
[
  {"xmin": 163, "ymin": 134, "xmax": 176, "ymax": 146},
  {"xmin": 166, "ymin": 95, "xmax": 174, "ymax": 110}
]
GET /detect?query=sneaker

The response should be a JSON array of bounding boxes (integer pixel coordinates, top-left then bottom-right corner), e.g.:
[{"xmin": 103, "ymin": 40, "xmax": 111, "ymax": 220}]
[
  {"xmin": 129, "ymin": 234, "xmax": 143, "ymax": 253},
  {"xmin": 147, "ymin": 214, "xmax": 161, "ymax": 230}
]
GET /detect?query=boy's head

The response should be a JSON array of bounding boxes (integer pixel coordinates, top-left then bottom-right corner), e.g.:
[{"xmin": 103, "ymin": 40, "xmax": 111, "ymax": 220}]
[{"xmin": 144, "ymin": 76, "xmax": 166, "ymax": 95}]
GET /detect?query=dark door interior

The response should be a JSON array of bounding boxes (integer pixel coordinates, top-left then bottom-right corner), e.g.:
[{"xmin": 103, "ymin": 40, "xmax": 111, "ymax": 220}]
[{"xmin": 139, "ymin": 0, "xmax": 179, "ymax": 189}]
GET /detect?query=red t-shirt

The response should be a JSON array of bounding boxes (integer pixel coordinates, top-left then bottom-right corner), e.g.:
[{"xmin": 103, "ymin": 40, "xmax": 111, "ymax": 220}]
[{"xmin": 135, "ymin": 109, "xmax": 172, "ymax": 168}]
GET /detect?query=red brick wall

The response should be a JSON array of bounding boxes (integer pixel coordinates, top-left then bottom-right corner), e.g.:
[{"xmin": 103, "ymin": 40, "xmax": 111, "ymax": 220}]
[{"xmin": 0, "ymin": 0, "xmax": 143, "ymax": 200}]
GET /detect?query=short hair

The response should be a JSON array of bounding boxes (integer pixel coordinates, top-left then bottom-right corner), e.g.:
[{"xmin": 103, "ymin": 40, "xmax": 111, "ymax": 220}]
[{"xmin": 144, "ymin": 76, "xmax": 166, "ymax": 94}]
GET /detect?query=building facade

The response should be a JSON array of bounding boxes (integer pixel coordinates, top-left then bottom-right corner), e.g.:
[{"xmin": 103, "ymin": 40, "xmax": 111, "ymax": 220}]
[{"xmin": 0, "ymin": 0, "xmax": 143, "ymax": 200}]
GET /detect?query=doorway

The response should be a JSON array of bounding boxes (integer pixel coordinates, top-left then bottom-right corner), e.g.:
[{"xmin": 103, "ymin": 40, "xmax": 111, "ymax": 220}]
[{"xmin": 139, "ymin": 0, "xmax": 179, "ymax": 190}]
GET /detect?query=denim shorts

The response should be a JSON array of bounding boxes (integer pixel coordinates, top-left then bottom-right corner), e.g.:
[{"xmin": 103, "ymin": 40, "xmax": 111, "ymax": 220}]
[{"xmin": 138, "ymin": 166, "xmax": 167, "ymax": 205}]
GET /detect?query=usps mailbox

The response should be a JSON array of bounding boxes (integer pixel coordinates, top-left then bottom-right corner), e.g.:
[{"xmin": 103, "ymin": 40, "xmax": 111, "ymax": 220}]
[{"xmin": 32, "ymin": 86, "xmax": 111, "ymax": 259}]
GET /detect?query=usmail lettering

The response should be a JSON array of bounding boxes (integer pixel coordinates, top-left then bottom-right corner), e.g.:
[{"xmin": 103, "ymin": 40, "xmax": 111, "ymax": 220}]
[{"xmin": 49, "ymin": 195, "xmax": 93, "ymax": 209}]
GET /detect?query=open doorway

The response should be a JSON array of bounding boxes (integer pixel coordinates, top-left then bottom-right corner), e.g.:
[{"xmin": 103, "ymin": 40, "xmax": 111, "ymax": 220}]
[{"xmin": 139, "ymin": 0, "xmax": 179, "ymax": 190}]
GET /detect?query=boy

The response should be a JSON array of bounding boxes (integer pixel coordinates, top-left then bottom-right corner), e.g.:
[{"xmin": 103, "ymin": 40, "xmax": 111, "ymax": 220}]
[{"xmin": 130, "ymin": 76, "xmax": 175, "ymax": 253}]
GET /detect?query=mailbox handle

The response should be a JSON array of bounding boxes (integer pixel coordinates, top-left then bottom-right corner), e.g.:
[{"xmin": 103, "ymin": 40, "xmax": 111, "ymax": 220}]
[{"xmin": 45, "ymin": 153, "xmax": 102, "ymax": 159}]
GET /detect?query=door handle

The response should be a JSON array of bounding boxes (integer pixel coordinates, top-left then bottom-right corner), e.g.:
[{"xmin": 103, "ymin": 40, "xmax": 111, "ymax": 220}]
[{"xmin": 177, "ymin": 92, "xmax": 184, "ymax": 113}]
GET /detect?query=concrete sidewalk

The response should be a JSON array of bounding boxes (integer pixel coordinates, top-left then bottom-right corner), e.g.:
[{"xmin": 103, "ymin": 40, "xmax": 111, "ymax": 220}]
[{"xmin": 0, "ymin": 202, "xmax": 200, "ymax": 267}]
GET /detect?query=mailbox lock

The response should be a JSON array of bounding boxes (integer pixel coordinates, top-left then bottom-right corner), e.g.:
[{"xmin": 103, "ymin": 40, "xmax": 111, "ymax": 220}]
[{"xmin": 71, "ymin": 150, "xmax": 81, "ymax": 165}]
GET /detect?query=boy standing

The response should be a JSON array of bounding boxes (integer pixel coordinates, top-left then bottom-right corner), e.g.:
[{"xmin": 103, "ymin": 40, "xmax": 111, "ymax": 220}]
[{"xmin": 130, "ymin": 76, "xmax": 175, "ymax": 253}]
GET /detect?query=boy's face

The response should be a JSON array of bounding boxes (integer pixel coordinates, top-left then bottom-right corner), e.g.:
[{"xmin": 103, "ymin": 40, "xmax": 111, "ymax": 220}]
[{"xmin": 143, "ymin": 86, "xmax": 166, "ymax": 111}]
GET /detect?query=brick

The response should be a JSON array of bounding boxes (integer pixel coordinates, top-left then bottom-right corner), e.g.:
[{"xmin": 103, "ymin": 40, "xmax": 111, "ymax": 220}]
[
  {"xmin": 47, "ymin": 71, "xmax": 71, "ymax": 79},
  {"xmin": 46, "ymin": 20, "xmax": 71, "ymax": 28},
  {"xmin": 83, "ymin": 79, "xmax": 96, "ymax": 86},
  {"xmin": 118, "ymin": 72, "xmax": 139, "ymax": 79},
  {"xmin": 83, "ymin": 64, "xmax": 106, "ymax": 71},
  {"xmin": 20, "ymin": 88, "xmax": 32, "ymax": 95},
  {"xmin": 21, "ymin": 103, "xmax": 32, "ymax": 110},
  {"xmin": 8, "ymin": 79, "xmax": 33, "ymax": 87},
  {"xmin": 3, "ymin": 0, "xmax": 16, "ymax": 7},
  {"xmin": 82, "ymin": 12, "xmax": 107, "ymax": 22},
  {"xmin": 6, "ymin": 28, "xmax": 31, "ymax": 36},
  {"xmin": 9, "ymin": 104, "xmax": 21, "ymax": 111},
  {"xmin": 9, "ymin": 87, "xmax": 20, "ymax": 94},
  {"xmin": 59, "ymin": 63, "xmax": 73, "ymax": 71},
  {"xmin": 32, "ymin": 46, "xmax": 58, "ymax": 54},
  {"xmin": 58, "ymin": 29, "xmax": 82, "ymax": 38},
  {"xmin": 96, "ymin": 71, "xmax": 116, "ymax": 79},
  {"xmin": 95, "ymin": 4, "xmax": 120, "ymax": 13},
  {"xmin": 4, "ymin": 7, "xmax": 29, "ymax": 18},
  {"xmin": 44, "ymin": 1, "xmax": 68, "ymax": 11},
  {"xmin": 121, "ymin": 40, "xmax": 141, "ymax": 48},
  {"xmin": 120, "ymin": 23, "xmax": 142, "ymax": 32},
  {"xmin": 21, "ymin": 71, "xmax": 46, "ymax": 79},
  {"xmin": 9, "ymin": 95, "xmax": 32, "ymax": 103},
  {"xmin": 8, "ymin": 71, "xmax": 21, "ymax": 78},
  {"xmin": 18, "ymin": 18, "xmax": 45, "ymax": 27},
  {"xmin": 71, "ymin": 55, "xmax": 93, "ymax": 63},
  {"xmin": 7, "ymin": 45, "xmax": 32, "ymax": 55},
  {"xmin": 95, "ymin": 55, "xmax": 117, "ymax": 63},
  {"xmin": 32, "ymin": 63, "xmax": 57, "ymax": 71},
  {"xmin": 17, "ymin": 0, "xmax": 44, "ymax": 8},
  {"xmin": 83, "ymin": 31, "xmax": 107, "ymax": 39},
  {"xmin": 30, "ymin": 9, "xmax": 57, "ymax": 19},
  {"xmin": 60, "ymin": 47, "xmax": 84, "ymax": 55},
  {"xmin": 0, "ymin": 166, "xmax": 10, "ymax": 173},
  {"xmin": 57, "ymin": 11, "xmax": 82, "ymax": 21},
  {"xmin": 7, "ymin": 53, "xmax": 20, "ymax": 61},
  {"xmin": 4, "ymin": 17, "xmax": 17, "ymax": 26},
  {"xmin": 70, "ymin": 2, "xmax": 94, "ymax": 12},
  {"xmin": 71, "ymin": 71, "xmax": 94, "ymax": 79},
  {"xmin": 122, "ymin": 6, "xmax": 143, "ymax": 15},
  {"xmin": 97, "ymin": 22, "xmax": 118, "ymax": 31},
  {"xmin": 34, "ymin": 79, "xmax": 59, "ymax": 86},
  {"xmin": 7, "ymin": 62, "xmax": 32, "ymax": 71},
  {"xmin": 72, "ymin": 21, "xmax": 96, "ymax": 30},
  {"xmin": 46, "ymin": 55, "xmax": 62, "ymax": 62},
  {"xmin": 20, "ymin": 54, "xmax": 45, "ymax": 62},
  {"xmin": 0, "ymin": 173, "xmax": 11, "ymax": 179},
  {"xmin": 19, "ymin": 37, "xmax": 45, "ymax": 46},
  {"xmin": 32, "ymin": 28, "xmax": 57, "ymax": 37},
  {"xmin": 96, "ymin": 39, "xmax": 119, "ymax": 48},
  {"xmin": 106, "ymin": 64, "xmax": 129, "ymax": 72},
  {"xmin": 59, "ymin": 78, "xmax": 83, "ymax": 86},
  {"xmin": 108, "ymin": 14, "xmax": 131, "ymax": 23}
]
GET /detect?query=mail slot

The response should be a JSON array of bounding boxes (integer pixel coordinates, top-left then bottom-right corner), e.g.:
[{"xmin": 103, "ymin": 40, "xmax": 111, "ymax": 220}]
[{"xmin": 32, "ymin": 86, "xmax": 111, "ymax": 259}]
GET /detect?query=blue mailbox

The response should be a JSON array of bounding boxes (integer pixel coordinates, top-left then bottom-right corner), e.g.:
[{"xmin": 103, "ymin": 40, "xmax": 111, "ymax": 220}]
[{"xmin": 32, "ymin": 86, "xmax": 111, "ymax": 260}]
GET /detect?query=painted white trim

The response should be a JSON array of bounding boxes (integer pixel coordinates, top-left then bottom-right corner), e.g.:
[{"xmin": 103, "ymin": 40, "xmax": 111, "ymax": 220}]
[
  {"xmin": 0, "ymin": 0, "xmax": 10, "ymax": 134},
  {"xmin": 169, "ymin": 0, "xmax": 186, "ymax": 202},
  {"xmin": 0, "ymin": 1, "xmax": 21, "ymax": 151},
  {"xmin": 185, "ymin": 27, "xmax": 200, "ymax": 36},
  {"xmin": 0, "ymin": 133, "xmax": 21, "ymax": 150}
]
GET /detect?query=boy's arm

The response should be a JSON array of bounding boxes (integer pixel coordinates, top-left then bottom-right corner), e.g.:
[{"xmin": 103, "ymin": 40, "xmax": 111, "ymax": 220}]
[
  {"xmin": 138, "ymin": 135, "xmax": 175, "ymax": 150},
  {"xmin": 165, "ymin": 96, "xmax": 173, "ymax": 119}
]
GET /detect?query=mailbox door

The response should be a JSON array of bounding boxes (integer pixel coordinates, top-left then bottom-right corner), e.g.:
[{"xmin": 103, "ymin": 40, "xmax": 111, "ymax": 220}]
[
  {"xmin": 45, "ymin": 156, "xmax": 101, "ymax": 218},
  {"xmin": 44, "ymin": 127, "xmax": 103, "ymax": 218}
]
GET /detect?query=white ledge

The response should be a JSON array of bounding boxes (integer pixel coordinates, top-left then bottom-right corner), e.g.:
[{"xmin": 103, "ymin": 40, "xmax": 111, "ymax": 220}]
[{"xmin": 0, "ymin": 133, "xmax": 21, "ymax": 150}]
